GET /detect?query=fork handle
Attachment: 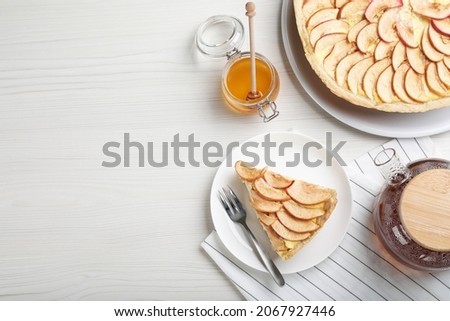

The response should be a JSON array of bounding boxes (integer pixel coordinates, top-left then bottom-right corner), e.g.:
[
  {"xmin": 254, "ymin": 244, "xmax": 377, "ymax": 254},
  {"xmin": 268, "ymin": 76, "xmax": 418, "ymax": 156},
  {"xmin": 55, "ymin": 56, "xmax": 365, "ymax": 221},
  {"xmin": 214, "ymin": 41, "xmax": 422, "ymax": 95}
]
[{"xmin": 242, "ymin": 223, "xmax": 285, "ymax": 287}]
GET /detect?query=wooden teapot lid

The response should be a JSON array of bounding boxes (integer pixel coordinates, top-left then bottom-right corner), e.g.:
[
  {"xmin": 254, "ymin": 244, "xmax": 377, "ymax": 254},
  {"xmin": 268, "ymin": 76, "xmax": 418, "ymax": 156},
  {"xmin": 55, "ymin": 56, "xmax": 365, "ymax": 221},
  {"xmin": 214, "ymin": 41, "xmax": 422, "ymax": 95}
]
[{"xmin": 400, "ymin": 169, "xmax": 450, "ymax": 252}]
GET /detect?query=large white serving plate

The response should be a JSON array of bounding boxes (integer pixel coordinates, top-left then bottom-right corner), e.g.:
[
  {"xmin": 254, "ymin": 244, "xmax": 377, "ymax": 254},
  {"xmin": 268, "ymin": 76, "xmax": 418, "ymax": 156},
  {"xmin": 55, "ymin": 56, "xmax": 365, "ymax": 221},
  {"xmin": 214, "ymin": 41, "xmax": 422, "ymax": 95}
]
[{"xmin": 281, "ymin": 0, "xmax": 450, "ymax": 138}]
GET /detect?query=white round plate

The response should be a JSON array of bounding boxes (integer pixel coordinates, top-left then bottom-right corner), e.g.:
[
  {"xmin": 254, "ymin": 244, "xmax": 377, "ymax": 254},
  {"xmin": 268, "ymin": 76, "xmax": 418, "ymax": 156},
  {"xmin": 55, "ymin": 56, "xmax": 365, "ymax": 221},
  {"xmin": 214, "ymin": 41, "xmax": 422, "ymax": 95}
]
[
  {"xmin": 281, "ymin": 0, "xmax": 450, "ymax": 138},
  {"xmin": 210, "ymin": 131, "xmax": 352, "ymax": 274}
]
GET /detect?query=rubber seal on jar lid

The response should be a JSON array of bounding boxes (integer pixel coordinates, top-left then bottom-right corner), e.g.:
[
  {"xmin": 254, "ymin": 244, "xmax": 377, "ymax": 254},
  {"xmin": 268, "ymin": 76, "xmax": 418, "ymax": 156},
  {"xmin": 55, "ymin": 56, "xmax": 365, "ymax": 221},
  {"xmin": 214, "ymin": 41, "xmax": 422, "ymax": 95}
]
[{"xmin": 195, "ymin": 15, "xmax": 245, "ymax": 58}]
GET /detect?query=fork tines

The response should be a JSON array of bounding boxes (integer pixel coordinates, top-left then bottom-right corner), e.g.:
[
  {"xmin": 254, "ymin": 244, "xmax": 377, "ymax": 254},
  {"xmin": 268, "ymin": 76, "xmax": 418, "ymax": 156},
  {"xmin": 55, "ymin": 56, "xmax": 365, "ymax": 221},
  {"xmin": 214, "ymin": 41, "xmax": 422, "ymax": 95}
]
[{"xmin": 218, "ymin": 187, "xmax": 244, "ymax": 218}]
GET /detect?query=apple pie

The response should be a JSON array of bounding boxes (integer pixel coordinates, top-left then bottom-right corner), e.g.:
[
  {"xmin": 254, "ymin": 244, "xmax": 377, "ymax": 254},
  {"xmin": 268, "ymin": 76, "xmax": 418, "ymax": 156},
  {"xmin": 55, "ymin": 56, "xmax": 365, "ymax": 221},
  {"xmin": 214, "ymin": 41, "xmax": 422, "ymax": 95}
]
[
  {"xmin": 235, "ymin": 161, "xmax": 337, "ymax": 260},
  {"xmin": 294, "ymin": 0, "xmax": 450, "ymax": 112}
]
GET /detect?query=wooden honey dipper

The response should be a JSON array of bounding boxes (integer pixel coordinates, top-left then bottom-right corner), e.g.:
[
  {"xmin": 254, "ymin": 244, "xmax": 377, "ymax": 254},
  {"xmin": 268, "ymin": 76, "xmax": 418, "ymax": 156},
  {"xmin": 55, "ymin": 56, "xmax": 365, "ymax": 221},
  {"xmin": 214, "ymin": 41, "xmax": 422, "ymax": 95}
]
[{"xmin": 246, "ymin": 2, "xmax": 262, "ymax": 101}]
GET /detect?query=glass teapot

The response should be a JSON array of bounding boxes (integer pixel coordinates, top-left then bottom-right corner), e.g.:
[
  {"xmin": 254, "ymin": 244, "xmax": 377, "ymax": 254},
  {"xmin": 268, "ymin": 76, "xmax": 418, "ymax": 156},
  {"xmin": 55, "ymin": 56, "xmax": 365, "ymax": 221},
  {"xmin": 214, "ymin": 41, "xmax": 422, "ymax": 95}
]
[{"xmin": 372, "ymin": 149, "xmax": 450, "ymax": 271}]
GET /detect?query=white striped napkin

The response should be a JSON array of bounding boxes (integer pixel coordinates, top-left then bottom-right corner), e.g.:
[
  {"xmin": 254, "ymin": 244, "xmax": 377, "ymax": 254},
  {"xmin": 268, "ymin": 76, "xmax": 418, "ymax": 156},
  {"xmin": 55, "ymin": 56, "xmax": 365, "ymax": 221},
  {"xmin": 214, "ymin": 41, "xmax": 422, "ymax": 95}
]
[{"xmin": 202, "ymin": 137, "xmax": 450, "ymax": 301}]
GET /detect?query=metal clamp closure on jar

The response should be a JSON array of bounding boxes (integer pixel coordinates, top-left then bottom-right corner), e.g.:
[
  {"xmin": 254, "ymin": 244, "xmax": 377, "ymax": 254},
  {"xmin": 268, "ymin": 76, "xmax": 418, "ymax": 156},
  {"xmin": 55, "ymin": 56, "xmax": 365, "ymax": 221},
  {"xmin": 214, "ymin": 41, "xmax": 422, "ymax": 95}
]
[
  {"xmin": 258, "ymin": 101, "xmax": 279, "ymax": 123},
  {"xmin": 195, "ymin": 15, "xmax": 279, "ymax": 122}
]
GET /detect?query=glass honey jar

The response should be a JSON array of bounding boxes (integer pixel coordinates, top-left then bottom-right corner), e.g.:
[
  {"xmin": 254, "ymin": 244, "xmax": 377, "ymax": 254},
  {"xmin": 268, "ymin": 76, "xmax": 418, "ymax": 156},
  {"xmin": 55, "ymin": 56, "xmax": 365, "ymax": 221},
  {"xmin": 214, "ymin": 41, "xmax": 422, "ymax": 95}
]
[{"xmin": 196, "ymin": 15, "xmax": 280, "ymax": 122}]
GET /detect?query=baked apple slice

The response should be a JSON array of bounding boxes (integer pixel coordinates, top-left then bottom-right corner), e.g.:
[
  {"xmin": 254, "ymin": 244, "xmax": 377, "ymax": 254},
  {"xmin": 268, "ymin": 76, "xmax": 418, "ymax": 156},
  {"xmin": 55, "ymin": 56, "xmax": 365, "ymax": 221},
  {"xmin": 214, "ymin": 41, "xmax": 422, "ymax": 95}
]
[
  {"xmin": 397, "ymin": 10, "xmax": 421, "ymax": 48},
  {"xmin": 283, "ymin": 200, "xmax": 325, "ymax": 220},
  {"xmin": 429, "ymin": 24, "xmax": 450, "ymax": 56},
  {"xmin": 422, "ymin": 26, "xmax": 444, "ymax": 62},
  {"xmin": 249, "ymin": 190, "xmax": 283, "ymax": 213},
  {"xmin": 405, "ymin": 68, "xmax": 436, "ymax": 102},
  {"xmin": 437, "ymin": 60, "xmax": 450, "ymax": 88},
  {"xmin": 356, "ymin": 22, "xmax": 379, "ymax": 54},
  {"xmin": 374, "ymin": 41, "xmax": 397, "ymax": 61},
  {"xmin": 378, "ymin": 8, "xmax": 400, "ymax": 43},
  {"xmin": 310, "ymin": 19, "xmax": 350, "ymax": 47},
  {"xmin": 392, "ymin": 41, "xmax": 407, "ymax": 70},
  {"xmin": 339, "ymin": 0, "xmax": 368, "ymax": 23},
  {"xmin": 348, "ymin": 20, "xmax": 369, "ymax": 43},
  {"xmin": 363, "ymin": 57, "xmax": 391, "ymax": 100},
  {"xmin": 410, "ymin": 0, "xmax": 450, "ymax": 20},
  {"xmin": 335, "ymin": 51, "xmax": 366, "ymax": 86},
  {"xmin": 276, "ymin": 209, "xmax": 319, "ymax": 233},
  {"xmin": 303, "ymin": 0, "xmax": 334, "ymax": 19},
  {"xmin": 286, "ymin": 180, "xmax": 332, "ymax": 205},
  {"xmin": 314, "ymin": 33, "xmax": 348, "ymax": 63},
  {"xmin": 393, "ymin": 63, "xmax": 416, "ymax": 103},
  {"xmin": 272, "ymin": 221, "xmax": 311, "ymax": 241},
  {"xmin": 256, "ymin": 212, "xmax": 278, "ymax": 226},
  {"xmin": 445, "ymin": 56, "xmax": 450, "ymax": 69},
  {"xmin": 365, "ymin": 0, "xmax": 403, "ymax": 23},
  {"xmin": 335, "ymin": 0, "xmax": 350, "ymax": 8},
  {"xmin": 263, "ymin": 171, "xmax": 294, "ymax": 189},
  {"xmin": 426, "ymin": 63, "xmax": 449, "ymax": 96},
  {"xmin": 347, "ymin": 57, "xmax": 375, "ymax": 94},
  {"xmin": 254, "ymin": 178, "xmax": 290, "ymax": 201},
  {"xmin": 307, "ymin": 8, "xmax": 339, "ymax": 29},
  {"xmin": 406, "ymin": 47, "xmax": 427, "ymax": 74},
  {"xmin": 235, "ymin": 161, "xmax": 266, "ymax": 181},
  {"xmin": 377, "ymin": 66, "xmax": 396, "ymax": 103},
  {"xmin": 432, "ymin": 19, "xmax": 450, "ymax": 37},
  {"xmin": 323, "ymin": 40, "xmax": 355, "ymax": 78}
]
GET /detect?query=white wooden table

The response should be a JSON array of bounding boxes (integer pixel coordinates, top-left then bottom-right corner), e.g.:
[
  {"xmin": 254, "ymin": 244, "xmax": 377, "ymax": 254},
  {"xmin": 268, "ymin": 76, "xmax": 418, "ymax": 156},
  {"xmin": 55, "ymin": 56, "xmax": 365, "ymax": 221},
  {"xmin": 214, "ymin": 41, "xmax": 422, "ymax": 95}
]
[{"xmin": 0, "ymin": 0, "xmax": 449, "ymax": 300}]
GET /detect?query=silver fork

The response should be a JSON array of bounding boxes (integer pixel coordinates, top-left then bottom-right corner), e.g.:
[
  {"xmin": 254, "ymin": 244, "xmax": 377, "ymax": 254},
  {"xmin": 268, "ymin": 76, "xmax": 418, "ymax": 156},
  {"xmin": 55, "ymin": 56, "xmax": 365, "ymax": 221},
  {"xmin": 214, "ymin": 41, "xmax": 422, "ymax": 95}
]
[{"xmin": 218, "ymin": 186, "xmax": 285, "ymax": 287}]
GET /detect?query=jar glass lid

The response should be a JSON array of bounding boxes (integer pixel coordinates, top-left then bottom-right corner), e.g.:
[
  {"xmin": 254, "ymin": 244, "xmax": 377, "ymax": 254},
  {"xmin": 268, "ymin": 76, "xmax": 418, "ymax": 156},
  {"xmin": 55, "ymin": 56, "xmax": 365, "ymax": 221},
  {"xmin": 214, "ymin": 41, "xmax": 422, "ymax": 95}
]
[{"xmin": 195, "ymin": 15, "xmax": 245, "ymax": 58}]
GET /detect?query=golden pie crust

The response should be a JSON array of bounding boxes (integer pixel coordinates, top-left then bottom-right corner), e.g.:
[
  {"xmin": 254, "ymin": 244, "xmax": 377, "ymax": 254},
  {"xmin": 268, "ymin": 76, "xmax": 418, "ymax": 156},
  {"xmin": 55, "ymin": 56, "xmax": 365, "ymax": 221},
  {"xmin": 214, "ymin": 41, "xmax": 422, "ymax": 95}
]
[
  {"xmin": 294, "ymin": 0, "xmax": 450, "ymax": 113},
  {"xmin": 235, "ymin": 161, "xmax": 337, "ymax": 260}
]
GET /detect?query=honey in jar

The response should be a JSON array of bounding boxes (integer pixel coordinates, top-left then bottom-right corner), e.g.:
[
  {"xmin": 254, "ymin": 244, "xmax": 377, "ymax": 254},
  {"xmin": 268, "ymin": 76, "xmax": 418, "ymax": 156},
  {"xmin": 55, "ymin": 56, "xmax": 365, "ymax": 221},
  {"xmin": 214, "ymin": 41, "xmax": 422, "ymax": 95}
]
[
  {"xmin": 225, "ymin": 57, "xmax": 272, "ymax": 103},
  {"xmin": 222, "ymin": 52, "xmax": 280, "ymax": 120}
]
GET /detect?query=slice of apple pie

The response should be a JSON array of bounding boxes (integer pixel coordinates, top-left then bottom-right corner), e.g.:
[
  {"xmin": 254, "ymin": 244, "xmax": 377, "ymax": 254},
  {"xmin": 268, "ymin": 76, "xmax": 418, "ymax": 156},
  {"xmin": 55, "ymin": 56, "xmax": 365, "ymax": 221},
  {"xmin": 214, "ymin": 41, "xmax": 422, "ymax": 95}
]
[
  {"xmin": 235, "ymin": 161, "xmax": 337, "ymax": 260},
  {"xmin": 294, "ymin": 0, "xmax": 450, "ymax": 113}
]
